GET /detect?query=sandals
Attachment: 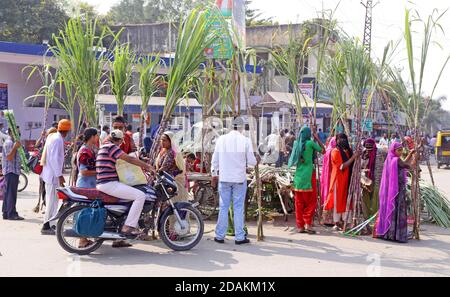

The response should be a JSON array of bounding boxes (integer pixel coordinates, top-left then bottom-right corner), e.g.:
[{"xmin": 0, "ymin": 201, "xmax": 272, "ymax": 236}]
[
  {"xmin": 120, "ymin": 227, "xmax": 146, "ymax": 239},
  {"xmin": 78, "ymin": 239, "xmax": 94, "ymax": 249},
  {"xmin": 305, "ymin": 229, "xmax": 316, "ymax": 235},
  {"xmin": 112, "ymin": 240, "xmax": 133, "ymax": 248},
  {"xmin": 332, "ymin": 225, "xmax": 343, "ymax": 231}
]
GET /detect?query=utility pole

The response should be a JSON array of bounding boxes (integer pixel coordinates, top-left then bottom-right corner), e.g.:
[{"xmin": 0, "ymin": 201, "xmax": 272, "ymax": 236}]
[{"xmin": 361, "ymin": 0, "xmax": 378, "ymax": 56}]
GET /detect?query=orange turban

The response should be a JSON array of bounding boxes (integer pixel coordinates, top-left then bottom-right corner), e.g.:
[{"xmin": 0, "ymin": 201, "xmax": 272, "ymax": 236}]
[{"xmin": 58, "ymin": 119, "xmax": 72, "ymax": 132}]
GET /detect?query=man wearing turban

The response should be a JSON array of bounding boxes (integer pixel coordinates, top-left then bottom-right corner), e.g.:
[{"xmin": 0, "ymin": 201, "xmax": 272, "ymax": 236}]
[{"xmin": 40, "ymin": 119, "xmax": 71, "ymax": 235}]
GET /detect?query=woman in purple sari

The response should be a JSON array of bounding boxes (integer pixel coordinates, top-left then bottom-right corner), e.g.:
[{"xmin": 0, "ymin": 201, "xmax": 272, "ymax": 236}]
[{"xmin": 375, "ymin": 142, "xmax": 416, "ymax": 243}]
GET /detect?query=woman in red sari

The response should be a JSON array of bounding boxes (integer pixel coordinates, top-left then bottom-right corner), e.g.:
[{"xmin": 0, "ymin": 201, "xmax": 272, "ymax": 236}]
[{"xmin": 323, "ymin": 133, "xmax": 359, "ymax": 230}]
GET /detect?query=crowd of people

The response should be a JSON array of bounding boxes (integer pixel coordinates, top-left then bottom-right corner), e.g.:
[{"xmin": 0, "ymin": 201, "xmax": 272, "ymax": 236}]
[{"xmin": 1, "ymin": 113, "xmax": 422, "ymax": 247}]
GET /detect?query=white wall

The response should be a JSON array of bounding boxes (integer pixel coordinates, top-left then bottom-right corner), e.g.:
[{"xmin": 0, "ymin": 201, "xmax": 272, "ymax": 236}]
[
  {"xmin": 0, "ymin": 61, "xmax": 67, "ymax": 141},
  {"xmin": 272, "ymin": 75, "xmax": 290, "ymax": 93}
]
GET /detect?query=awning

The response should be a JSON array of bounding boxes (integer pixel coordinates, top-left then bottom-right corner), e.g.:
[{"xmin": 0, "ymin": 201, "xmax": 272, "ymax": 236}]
[
  {"xmin": 253, "ymin": 92, "xmax": 333, "ymax": 115},
  {"xmin": 96, "ymin": 94, "xmax": 202, "ymax": 113}
]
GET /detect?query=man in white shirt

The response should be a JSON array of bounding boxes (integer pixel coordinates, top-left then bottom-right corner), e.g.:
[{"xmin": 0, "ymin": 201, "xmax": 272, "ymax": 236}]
[
  {"xmin": 211, "ymin": 117, "xmax": 257, "ymax": 245},
  {"xmin": 429, "ymin": 135, "xmax": 437, "ymax": 148},
  {"xmin": 261, "ymin": 130, "xmax": 281, "ymax": 165},
  {"xmin": 379, "ymin": 133, "xmax": 389, "ymax": 148},
  {"xmin": 40, "ymin": 119, "xmax": 71, "ymax": 235},
  {"xmin": 99, "ymin": 125, "xmax": 110, "ymax": 144},
  {"xmin": 133, "ymin": 128, "xmax": 140, "ymax": 148},
  {"xmin": 0, "ymin": 124, "xmax": 8, "ymax": 153}
]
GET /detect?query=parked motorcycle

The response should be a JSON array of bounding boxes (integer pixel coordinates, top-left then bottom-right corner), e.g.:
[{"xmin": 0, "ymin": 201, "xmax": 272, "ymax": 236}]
[{"xmin": 54, "ymin": 171, "xmax": 204, "ymax": 255}]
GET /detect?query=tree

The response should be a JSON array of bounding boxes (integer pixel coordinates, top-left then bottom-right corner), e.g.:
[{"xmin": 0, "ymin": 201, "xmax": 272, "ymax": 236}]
[
  {"xmin": 245, "ymin": 0, "xmax": 273, "ymax": 27},
  {"xmin": 0, "ymin": 0, "xmax": 68, "ymax": 44},
  {"xmin": 66, "ymin": 1, "xmax": 98, "ymax": 20},
  {"xmin": 108, "ymin": 0, "xmax": 146, "ymax": 24},
  {"xmin": 108, "ymin": 0, "xmax": 212, "ymax": 24},
  {"xmin": 422, "ymin": 96, "xmax": 448, "ymax": 134}
]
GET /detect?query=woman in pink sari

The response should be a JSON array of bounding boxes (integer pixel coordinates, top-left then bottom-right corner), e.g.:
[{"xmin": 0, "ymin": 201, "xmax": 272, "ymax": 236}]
[
  {"xmin": 375, "ymin": 142, "xmax": 416, "ymax": 243},
  {"xmin": 320, "ymin": 137, "xmax": 336, "ymax": 225}
]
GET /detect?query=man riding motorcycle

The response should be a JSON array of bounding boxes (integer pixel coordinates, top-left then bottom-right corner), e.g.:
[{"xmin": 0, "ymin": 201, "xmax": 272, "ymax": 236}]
[{"xmin": 96, "ymin": 129, "xmax": 154, "ymax": 238}]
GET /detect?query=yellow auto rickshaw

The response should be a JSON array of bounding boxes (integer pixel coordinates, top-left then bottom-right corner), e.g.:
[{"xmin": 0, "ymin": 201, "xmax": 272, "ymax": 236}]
[{"xmin": 436, "ymin": 131, "xmax": 450, "ymax": 169}]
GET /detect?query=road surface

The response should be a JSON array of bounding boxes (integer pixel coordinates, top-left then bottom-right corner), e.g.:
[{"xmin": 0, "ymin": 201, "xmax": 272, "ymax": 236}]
[{"xmin": 1, "ymin": 165, "xmax": 450, "ymax": 277}]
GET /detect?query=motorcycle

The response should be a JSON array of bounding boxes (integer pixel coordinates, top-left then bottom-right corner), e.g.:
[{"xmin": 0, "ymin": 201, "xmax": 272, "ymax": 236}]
[{"xmin": 53, "ymin": 171, "xmax": 204, "ymax": 255}]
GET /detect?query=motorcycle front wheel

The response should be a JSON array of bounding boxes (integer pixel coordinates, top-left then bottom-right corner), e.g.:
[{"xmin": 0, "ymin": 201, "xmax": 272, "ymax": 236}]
[
  {"xmin": 159, "ymin": 204, "xmax": 204, "ymax": 251},
  {"xmin": 56, "ymin": 205, "xmax": 104, "ymax": 255}
]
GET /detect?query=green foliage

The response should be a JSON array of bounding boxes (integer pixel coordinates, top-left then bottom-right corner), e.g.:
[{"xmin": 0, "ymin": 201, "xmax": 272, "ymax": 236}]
[
  {"xmin": 245, "ymin": 0, "xmax": 273, "ymax": 27},
  {"xmin": 270, "ymin": 26, "xmax": 313, "ymax": 119},
  {"xmin": 162, "ymin": 7, "xmax": 216, "ymax": 121},
  {"xmin": 50, "ymin": 16, "xmax": 111, "ymax": 127},
  {"xmin": 109, "ymin": 42, "xmax": 136, "ymax": 116},
  {"xmin": 0, "ymin": 0, "xmax": 68, "ymax": 44},
  {"xmin": 108, "ymin": 0, "xmax": 212, "ymax": 24}
]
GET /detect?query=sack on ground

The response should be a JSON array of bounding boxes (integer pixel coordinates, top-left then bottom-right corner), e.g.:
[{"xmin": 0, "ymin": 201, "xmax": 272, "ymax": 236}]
[{"xmin": 74, "ymin": 200, "xmax": 106, "ymax": 237}]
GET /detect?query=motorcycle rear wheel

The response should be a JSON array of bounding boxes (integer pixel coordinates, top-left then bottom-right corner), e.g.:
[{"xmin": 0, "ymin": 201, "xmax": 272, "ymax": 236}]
[{"xmin": 56, "ymin": 205, "xmax": 104, "ymax": 255}]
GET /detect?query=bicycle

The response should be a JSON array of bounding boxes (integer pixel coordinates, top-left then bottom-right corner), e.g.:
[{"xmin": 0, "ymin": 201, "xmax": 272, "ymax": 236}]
[
  {"xmin": 0, "ymin": 156, "xmax": 28, "ymax": 192},
  {"xmin": 188, "ymin": 173, "xmax": 219, "ymax": 220}
]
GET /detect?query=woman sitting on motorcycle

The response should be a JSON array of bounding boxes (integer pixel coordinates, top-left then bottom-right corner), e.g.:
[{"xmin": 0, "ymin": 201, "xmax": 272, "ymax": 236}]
[
  {"xmin": 96, "ymin": 130, "xmax": 154, "ymax": 237},
  {"xmin": 76, "ymin": 128, "xmax": 98, "ymax": 189},
  {"xmin": 76, "ymin": 127, "xmax": 100, "ymax": 248}
]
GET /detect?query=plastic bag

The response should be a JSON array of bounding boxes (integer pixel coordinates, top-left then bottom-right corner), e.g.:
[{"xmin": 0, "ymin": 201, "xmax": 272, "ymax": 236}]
[{"xmin": 116, "ymin": 156, "xmax": 148, "ymax": 186}]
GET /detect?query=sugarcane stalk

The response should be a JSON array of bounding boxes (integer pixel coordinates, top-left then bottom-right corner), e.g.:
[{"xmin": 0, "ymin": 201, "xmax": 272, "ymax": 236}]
[
  {"xmin": 344, "ymin": 108, "xmax": 364, "ymax": 231},
  {"xmin": 379, "ymin": 89, "xmax": 405, "ymax": 140},
  {"xmin": 413, "ymin": 130, "xmax": 421, "ymax": 240},
  {"xmin": 274, "ymin": 181, "xmax": 288, "ymax": 218},
  {"xmin": 139, "ymin": 111, "xmax": 145, "ymax": 148},
  {"xmin": 149, "ymin": 119, "xmax": 169, "ymax": 163},
  {"xmin": 255, "ymin": 161, "xmax": 264, "ymax": 240},
  {"xmin": 4, "ymin": 111, "xmax": 30, "ymax": 174},
  {"xmin": 344, "ymin": 212, "xmax": 378, "ymax": 237},
  {"xmin": 315, "ymin": 161, "xmax": 322, "ymax": 223},
  {"xmin": 426, "ymin": 158, "xmax": 435, "ymax": 186}
]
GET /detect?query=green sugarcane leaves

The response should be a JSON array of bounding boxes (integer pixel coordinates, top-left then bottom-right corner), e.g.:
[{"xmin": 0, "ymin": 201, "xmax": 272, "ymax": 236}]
[{"xmin": 109, "ymin": 42, "xmax": 136, "ymax": 116}]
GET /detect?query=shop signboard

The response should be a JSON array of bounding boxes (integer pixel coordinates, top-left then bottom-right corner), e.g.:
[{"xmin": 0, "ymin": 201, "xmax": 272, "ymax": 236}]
[{"xmin": 0, "ymin": 83, "xmax": 8, "ymax": 110}]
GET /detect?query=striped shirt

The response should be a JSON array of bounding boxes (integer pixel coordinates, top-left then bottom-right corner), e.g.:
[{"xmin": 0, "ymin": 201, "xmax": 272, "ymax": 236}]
[
  {"xmin": 96, "ymin": 143, "xmax": 125, "ymax": 185},
  {"xmin": 2, "ymin": 137, "xmax": 21, "ymax": 175}
]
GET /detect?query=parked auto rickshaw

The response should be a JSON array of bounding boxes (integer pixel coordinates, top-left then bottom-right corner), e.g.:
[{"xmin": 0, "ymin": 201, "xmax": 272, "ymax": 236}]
[{"xmin": 436, "ymin": 131, "xmax": 450, "ymax": 168}]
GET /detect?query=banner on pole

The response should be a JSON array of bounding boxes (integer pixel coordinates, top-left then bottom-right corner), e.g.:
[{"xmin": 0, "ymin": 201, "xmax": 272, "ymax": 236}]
[
  {"xmin": 217, "ymin": 0, "xmax": 232, "ymax": 17},
  {"xmin": 298, "ymin": 83, "xmax": 314, "ymax": 99},
  {"xmin": 0, "ymin": 83, "xmax": 8, "ymax": 110}
]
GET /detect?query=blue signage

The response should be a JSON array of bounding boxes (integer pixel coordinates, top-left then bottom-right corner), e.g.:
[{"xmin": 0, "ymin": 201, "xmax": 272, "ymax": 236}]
[{"xmin": 0, "ymin": 83, "xmax": 8, "ymax": 110}]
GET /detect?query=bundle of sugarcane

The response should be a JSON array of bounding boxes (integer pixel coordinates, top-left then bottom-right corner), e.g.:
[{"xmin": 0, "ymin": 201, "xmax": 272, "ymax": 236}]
[
  {"xmin": 407, "ymin": 180, "xmax": 450, "ymax": 228},
  {"xmin": 246, "ymin": 165, "xmax": 295, "ymax": 217},
  {"xmin": 4, "ymin": 110, "xmax": 30, "ymax": 174},
  {"xmin": 247, "ymin": 166, "xmax": 295, "ymax": 189}
]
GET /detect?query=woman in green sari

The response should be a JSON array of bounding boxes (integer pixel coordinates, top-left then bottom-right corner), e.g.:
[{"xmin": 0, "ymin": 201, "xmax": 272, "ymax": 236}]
[{"xmin": 288, "ymin": 126, "xmax": 325, "ymax": 234}]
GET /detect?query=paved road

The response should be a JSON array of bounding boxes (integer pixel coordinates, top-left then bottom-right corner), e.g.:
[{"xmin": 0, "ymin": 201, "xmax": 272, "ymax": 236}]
[{"xmin": 1, "ymin": 166, "xmax": 450, "ymax": 277}]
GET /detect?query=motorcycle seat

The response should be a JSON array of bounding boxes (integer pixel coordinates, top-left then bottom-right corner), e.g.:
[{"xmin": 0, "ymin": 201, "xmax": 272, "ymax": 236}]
[{"xmin": 69, "ymin": 187, "xmax": 121, "ymax": 204}]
